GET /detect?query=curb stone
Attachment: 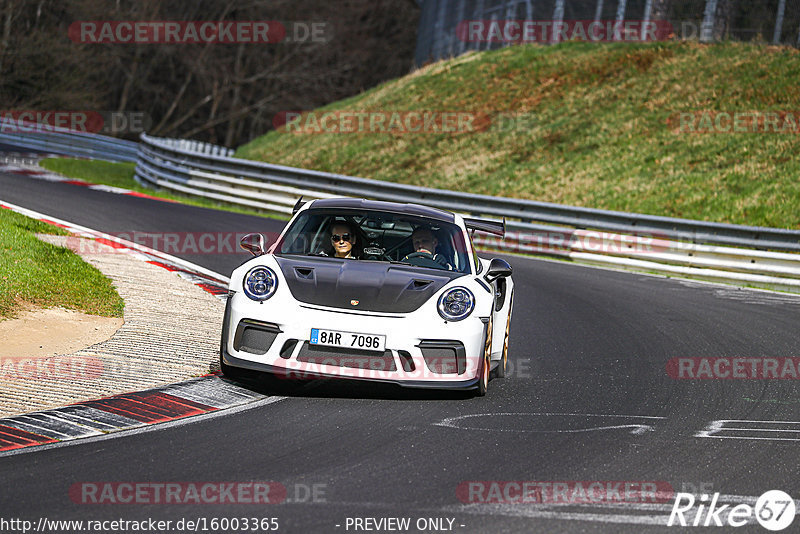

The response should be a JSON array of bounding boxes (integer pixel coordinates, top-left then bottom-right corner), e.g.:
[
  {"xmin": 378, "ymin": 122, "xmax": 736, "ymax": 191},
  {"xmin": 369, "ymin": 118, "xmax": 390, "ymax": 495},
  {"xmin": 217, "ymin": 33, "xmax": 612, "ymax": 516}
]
[{"xmin": 0, "ymin": 201, "xmax": 271, "ymax": 452}]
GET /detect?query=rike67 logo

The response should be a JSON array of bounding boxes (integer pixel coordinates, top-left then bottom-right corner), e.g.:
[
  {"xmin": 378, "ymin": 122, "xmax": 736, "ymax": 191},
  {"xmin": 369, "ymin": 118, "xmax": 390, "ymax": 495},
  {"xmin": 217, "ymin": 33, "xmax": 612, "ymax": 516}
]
[{"xmin": 668, "ymin": 490, "xmax": 796, "ymax": 530}]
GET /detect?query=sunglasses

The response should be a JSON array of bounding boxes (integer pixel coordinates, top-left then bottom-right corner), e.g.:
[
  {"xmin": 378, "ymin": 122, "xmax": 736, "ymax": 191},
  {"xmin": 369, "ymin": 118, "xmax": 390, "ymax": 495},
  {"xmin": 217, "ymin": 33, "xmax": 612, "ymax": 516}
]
[{"xmin": 331, "ymin": 233, "xmax": 352, "ymax": 243}]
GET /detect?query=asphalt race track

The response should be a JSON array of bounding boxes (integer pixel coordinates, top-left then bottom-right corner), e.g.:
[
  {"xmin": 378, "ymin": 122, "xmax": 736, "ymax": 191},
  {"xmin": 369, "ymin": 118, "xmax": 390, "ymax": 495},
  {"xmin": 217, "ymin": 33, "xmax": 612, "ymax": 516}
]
[{"xmin": 2, "ymin": 169, "xmax": 800, "ymax": 533}]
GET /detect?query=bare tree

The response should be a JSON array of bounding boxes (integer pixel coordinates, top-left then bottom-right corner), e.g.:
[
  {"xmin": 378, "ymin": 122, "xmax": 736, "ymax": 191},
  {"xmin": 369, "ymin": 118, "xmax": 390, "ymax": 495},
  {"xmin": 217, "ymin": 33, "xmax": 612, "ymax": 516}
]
[
  {"xmin": 485, "ymin": 12, "xmax": 496, "ymax": 50},
  {"xmin": 0, "ymin": 0, "xmax": 420, "ymax": 146},
  {"xmin": 700, "ymin": 0, "xmax": 718, "ymax": 42},
  {"xmin": 551, "ymin": 0, "xmax": 565, "ymax": 43},
  {"xmin": 773, "ymin": 0, "xmax": 786, "ymax": 44},
  {"xmin": 651, "ymin": 0, "xmax": 671, "ymax": 21},
  {"xmin": 434, "ymin": 0, "xmax": 449, "ymax": 59},
  {"xmin": 701, "ymin": 0, "xmax": 733, "ymax": 42},
  {"xmin": 0, "ymin": 0, "xmax": 16, "ymax": 76},
  {"xmin": 594, "ymin": 0, "xmax": 604, "ymax": 23},
  {"xmin": 614, "ymin": 0, "xmax": 627, "ymax": 41},
  {"xmin": 642, "ymin": 0, "xmax": 653, "ymax": 40},
  {"xmin": 472, "ymin": 0, "xmax": 485, "ymax": 53},
  {"xmin": 455, "ymin": 0, "xmax": 466, "ymax": 55}
]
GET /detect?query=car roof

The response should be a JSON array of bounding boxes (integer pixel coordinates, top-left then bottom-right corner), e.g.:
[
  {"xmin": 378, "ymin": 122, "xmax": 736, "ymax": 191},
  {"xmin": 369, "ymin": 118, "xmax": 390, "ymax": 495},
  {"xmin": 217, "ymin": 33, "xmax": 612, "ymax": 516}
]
[{"xmin": 308, "ymin": 198, "xmax": 456, "ymax": 224}]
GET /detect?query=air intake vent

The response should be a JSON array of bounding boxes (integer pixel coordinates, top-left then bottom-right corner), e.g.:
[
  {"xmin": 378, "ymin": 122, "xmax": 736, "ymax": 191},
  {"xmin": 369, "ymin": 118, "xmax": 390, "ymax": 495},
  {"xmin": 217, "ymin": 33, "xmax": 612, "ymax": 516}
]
[
  {"xmin": 294, "ymin": 267, "xmax": 314, "ymax": 279},
  {"xmin": 418, "ymin": 340, "xmax": 466, "ymax": 375},
  {"xmin": 397, "ymin": 350, "xmax": 415, "ymax": 372},
  {"xmin": 279, "ymin": 339, "xmax": 298, "ymax": 359},
  {"xmin": 407, "ymin": 279, "xmax": 433, "ymax": 290},
  {"xmin": 233, "ymin": 320, "xmax": 281, "ymax": 355}
]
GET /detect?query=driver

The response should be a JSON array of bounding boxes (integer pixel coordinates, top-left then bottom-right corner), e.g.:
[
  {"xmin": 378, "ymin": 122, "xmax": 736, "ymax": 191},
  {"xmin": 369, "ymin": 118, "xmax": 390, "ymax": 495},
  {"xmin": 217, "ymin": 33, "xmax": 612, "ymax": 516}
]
[
  {"xmin": 330, "ymin": 222, "xmax": 358, "ymax": 259},
  {"xmin": 401, "ymin": 227, "xmax": 452, "ymax": 269}
]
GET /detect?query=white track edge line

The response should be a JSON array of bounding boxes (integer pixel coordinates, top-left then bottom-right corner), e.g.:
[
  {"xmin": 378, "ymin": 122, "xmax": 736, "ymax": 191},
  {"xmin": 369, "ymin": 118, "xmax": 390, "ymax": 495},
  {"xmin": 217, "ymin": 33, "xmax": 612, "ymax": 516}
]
[
  {"xmin": 0, "ymin": 199, "xmax": 230, "ymax": 283},
  {"xmin": 0, "ymin": 395, "xmax": 286, "ymax": 458}
]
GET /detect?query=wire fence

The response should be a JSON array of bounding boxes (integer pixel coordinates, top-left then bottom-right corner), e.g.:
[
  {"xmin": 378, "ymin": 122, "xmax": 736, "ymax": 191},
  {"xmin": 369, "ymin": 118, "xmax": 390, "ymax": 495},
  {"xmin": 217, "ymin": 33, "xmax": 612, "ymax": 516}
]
[{"xmin": 415, "ymin": 0, "xmax": 800, "ymax": 65}]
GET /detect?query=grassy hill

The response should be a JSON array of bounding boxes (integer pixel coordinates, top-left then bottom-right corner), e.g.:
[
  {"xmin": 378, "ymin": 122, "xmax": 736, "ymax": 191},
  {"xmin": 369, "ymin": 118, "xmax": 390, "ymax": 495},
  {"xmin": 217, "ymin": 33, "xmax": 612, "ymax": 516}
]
[{"xmin": 236, "ymin": 41, "xmax": 800, "ymax": 229}]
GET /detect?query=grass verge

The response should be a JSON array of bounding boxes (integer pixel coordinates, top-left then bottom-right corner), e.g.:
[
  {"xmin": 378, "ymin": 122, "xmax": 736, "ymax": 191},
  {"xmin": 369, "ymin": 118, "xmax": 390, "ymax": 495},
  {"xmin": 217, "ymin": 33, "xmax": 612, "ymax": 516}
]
[{"xmin": 0, "ymin": 208, "xmax": 124, "ymax": 319}]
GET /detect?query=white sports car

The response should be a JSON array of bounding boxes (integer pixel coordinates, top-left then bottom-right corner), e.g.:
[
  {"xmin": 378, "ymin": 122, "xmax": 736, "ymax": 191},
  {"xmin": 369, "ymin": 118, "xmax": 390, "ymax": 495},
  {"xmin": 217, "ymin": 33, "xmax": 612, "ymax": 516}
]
[{"xmin": 220, "ymin": 197, "xmax": 513, "ymax": 395}]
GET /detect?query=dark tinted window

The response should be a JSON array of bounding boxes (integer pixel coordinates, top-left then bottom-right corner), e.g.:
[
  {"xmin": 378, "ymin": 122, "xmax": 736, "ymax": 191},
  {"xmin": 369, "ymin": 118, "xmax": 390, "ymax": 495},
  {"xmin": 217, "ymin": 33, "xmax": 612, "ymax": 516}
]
[{"xmin": 277, "ymin": 209, "xmax": 471, "ymax": 273}]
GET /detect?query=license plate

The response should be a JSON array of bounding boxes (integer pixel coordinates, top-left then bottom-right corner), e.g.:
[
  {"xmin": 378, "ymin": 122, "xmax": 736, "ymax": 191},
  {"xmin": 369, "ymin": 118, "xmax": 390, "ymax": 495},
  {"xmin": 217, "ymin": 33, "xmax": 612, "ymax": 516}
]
[{"xmin": 310, "ymin": 328, "xmax": 386, "ymax": 352}]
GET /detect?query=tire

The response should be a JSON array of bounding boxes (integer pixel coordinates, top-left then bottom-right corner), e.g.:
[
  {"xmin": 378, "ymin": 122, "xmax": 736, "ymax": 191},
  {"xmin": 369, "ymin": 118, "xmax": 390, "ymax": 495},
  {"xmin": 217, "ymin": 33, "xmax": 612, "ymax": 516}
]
[
  {"xmin": 476, "ymin": 316, "xmax": 492, "ymax": 396},
  {"xmin": 495, "ymin": 291, "xmax": 513, "ymax": 379},
  {"xmin": 220, "ymin": 351, "xmax": 246, "ymax": 380},
  {"xmin": 220, "ymin": 322, "xmax": 250, "ymax": 381}
]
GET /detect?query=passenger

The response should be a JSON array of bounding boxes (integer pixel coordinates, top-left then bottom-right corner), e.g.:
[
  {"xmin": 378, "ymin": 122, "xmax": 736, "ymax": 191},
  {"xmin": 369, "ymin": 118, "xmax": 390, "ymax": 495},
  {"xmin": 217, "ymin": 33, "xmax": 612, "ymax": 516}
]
[
  {"xmin": 330, "ymin": 222, "xmax": 358, "ymax": 259},
  {"xmin": 402, "ymin": 227, "xmax": 451, "ymax": 269}
]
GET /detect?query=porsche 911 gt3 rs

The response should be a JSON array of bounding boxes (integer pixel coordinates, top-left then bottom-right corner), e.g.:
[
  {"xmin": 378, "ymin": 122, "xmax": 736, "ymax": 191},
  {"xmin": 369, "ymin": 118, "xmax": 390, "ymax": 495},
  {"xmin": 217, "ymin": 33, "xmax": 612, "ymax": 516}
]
[{"xmin": 220, "ymin": 197, "xmax": 513, "ymax": 395}]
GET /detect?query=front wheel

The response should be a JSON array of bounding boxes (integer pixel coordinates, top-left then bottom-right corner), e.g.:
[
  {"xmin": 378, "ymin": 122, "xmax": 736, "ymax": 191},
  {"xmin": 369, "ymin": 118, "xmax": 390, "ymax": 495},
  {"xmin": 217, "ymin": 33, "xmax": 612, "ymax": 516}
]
[
  {"xmin": 476, "ymin": 317, "xmax": 492, "ymax": 396},
  {"xmin": 494, "ymin": 291, "xmax": 513, "ymax": 379}
]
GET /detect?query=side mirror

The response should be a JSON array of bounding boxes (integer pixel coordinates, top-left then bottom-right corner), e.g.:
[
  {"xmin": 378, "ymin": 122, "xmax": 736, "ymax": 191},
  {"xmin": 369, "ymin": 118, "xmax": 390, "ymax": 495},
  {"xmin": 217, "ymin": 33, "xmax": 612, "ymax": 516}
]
[
  {"xmin": 485, "ymin": 258, "xmax": 512, "ymax": 283},
  {"xmin": 240, "ymin": 233, "xmax": 266, "ymax": 257}
]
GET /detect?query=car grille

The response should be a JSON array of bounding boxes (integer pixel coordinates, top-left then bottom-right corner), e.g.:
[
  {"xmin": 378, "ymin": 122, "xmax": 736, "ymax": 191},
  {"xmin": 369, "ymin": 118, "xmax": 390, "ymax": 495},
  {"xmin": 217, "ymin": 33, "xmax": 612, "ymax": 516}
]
[{"xmin": 296, "ymin": 342, "xmax": 397, "ymax": 371}]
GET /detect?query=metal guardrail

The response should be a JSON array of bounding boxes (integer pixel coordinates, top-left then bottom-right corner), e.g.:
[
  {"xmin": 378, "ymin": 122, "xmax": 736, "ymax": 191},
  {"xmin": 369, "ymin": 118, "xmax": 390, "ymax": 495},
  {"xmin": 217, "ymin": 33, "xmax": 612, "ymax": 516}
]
[
  {"xmin": 3, "ymin": 126, "xmax": 800, "ymax": 292},
  {"xmin": 136, "ymin": 133, "xmax": 800, "ymax": 253},
  {"xmin": 134, "ymin": 132, "xmax": 800, "ymax": 293},
  {"xmin": 0, "ymin": 118, "xmax": 138, "ymax": 163},
  {"xmin": 473, "ymin": 229, "xmax": 800, "ymax": 291},
  {"xmin": 144, "ymin": 137, "xmax": 234, "ymax": 158}
]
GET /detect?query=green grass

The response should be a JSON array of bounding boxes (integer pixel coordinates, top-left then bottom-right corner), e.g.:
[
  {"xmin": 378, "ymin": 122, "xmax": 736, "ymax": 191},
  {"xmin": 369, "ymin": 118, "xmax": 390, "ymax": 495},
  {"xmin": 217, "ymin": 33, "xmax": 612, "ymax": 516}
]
[
  {"xmin": 38, "ymin": 158, "xmax": 287, "ymax": 221},
  {"xmin": 236, "ymin": 41, "xmax": 800, "ymax": 229},
  {"xmin": 0, "ymin": 208, "xmax": 124, "ymax": 318},
  {"xmin": 39, "ymin": 158, "xmax": 139, "ymax": 190}
]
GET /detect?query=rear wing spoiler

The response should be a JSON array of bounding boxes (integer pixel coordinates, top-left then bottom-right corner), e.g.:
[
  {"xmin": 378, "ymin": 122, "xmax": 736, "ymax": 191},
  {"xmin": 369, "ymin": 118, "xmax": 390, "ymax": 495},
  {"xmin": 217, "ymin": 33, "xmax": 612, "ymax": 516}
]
[
  {"xmin": 464, "ymin": 217, "xmax": 505, "ymax": 236},
  {"xmin": 292, "ymin": 197, "xmax": 307, "ymax": 214}
]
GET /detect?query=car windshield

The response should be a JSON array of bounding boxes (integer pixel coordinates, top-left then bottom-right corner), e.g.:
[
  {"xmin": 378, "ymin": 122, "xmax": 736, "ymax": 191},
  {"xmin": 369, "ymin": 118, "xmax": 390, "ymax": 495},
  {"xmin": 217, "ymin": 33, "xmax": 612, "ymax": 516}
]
[{"xmin": 275, "ymin": 208, "xmax": 472, "ymax": 274}]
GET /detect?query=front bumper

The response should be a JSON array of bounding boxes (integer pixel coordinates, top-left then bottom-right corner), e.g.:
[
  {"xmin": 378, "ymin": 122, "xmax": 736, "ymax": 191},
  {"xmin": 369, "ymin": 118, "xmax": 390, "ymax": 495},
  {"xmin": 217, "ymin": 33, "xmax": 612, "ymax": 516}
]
[{"xmin": 221, "ymin": 292, "xmax": 488, "ymax": 390}]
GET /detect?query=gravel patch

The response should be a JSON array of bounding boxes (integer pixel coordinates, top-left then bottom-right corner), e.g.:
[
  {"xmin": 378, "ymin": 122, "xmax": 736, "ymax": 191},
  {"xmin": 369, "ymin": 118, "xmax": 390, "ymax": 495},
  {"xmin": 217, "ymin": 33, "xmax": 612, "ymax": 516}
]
[{"xmin": 0, "ymin": 235, "xmax": 225, "ymax": 417}]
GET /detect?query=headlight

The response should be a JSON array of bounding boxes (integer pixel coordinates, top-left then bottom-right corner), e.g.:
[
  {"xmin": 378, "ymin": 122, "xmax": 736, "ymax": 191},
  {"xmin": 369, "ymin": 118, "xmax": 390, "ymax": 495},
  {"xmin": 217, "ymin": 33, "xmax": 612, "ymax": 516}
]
[
  {"xmin": 243, "ymin": 266, "xmax": 278, "ymax": 301},
  {"xmin": 437, "ymin": 287, "xmax": 474, "ymax": 321}
]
